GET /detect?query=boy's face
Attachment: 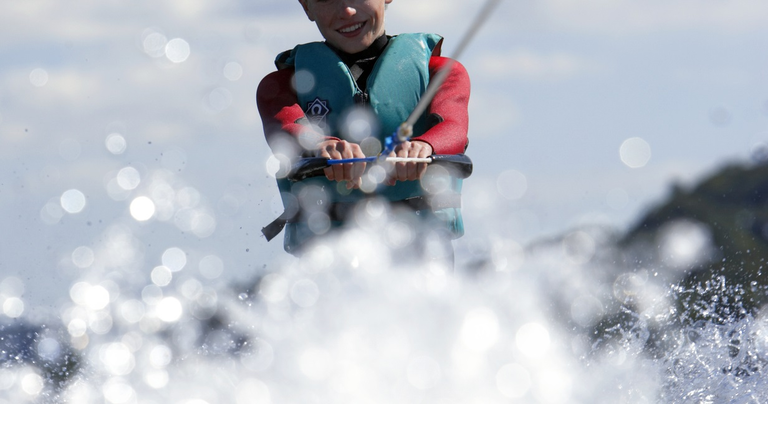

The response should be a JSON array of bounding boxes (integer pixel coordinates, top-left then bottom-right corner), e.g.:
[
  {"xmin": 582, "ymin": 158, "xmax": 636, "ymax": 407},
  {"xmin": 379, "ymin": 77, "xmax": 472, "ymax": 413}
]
[{"xmin": 300, "ymin": 0, "xmax": 393, "ymax": 54}]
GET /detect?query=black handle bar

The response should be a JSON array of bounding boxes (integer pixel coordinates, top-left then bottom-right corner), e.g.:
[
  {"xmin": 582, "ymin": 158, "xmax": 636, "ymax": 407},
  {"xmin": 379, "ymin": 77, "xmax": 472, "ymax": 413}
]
[{"xmin": 286, "ymin": 154, "xmax": 473, "ymax": 182}]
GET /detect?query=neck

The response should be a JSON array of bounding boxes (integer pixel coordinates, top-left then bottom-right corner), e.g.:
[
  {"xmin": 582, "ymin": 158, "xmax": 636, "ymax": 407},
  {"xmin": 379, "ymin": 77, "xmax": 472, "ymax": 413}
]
[{"xmin": 329, "ymin": 33, "xmax": 389, "ymax": 65}]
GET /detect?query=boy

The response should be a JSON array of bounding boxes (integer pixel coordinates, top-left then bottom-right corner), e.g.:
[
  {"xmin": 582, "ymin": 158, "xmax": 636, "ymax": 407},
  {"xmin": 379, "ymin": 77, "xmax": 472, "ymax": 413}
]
[{"xmin": 258, "ymin": 0, "xmax": 470, "ymax": 260}]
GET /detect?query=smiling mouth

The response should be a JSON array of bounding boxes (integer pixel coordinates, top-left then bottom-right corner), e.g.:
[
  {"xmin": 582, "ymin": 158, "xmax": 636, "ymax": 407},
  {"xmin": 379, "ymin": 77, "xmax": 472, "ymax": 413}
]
[{"xmin": 338, "ymin": 22, "xmax": 365, "ymax": 34}]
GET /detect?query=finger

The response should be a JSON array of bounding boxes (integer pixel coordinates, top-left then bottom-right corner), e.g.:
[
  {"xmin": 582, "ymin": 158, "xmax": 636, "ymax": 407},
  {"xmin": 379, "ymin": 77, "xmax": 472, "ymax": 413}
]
[
  {"xmin": 395, "ymin": 160, "xmax": 408, "ymax": 182},
  {"xmin": 415, "ymin": 143, "xmax": 431, "ymax": 179},
  {"xmin": 346, "ymin": 142, "xmax": 366, "ymax": 188},
  {"xmin": 402, "ymin": 142, "xmax": 417, "ymax": 180},
  {"xmin": 407, "ymin": 158, "xmax": 419, "ymax": 181},
  {"xmin": 330, "ymin": 141, "xmax": 351, "ymax": 182},
  {"xmin": 351, "ymin": 161, "xmax": 366, "ymax": 189},
  {"xmin": 342, "ymin": 161, "xmax": 353, "ymax": 183},
  {"xmin": 333, "ymin": 164, "xmax": 347, "ymax": 182},
  {"xmin": 396, "ymin": 141, "xmax": 412, "ymax": 158}
]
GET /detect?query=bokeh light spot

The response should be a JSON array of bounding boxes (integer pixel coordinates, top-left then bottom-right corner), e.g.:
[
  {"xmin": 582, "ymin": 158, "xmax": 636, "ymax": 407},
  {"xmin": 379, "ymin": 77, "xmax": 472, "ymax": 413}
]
[
  {"xmin": 157, "ymin": 297, "xmax": 183, "ymax": 322},
  {"xmin": 116, "ymin": 167, "xmax": 141, "ymax": 191},
  {"xmin": 191, "ymin": 212, "xmax": 217, "ymax": 238},
  {"xmin": 199, "ymin": 255, "xmax": 224, "ymax": 280},
  {"xmin": 205, "ymin": 87, "xmax": 233, "ymax": 112},
  {"xmin": 162, "ymin": 247, "xmax": 187, "ymax": 272},
  {"xmin": 142, "ymin": 31, "xmax": 167, "ymax": 58},
  {"xmin": 266, "ymin": 154, "xmax": 289, "ymax": 179},
  {"xmin": 37, "ymin": 338, "xmax": 61, "ymax": 362},
  {"xmin": 516, "ymin": 322, "xmax": 551, "ymax": 358},
  {"xmin": 21, "ymin": 371, "xmax": 44, "ymax": 395},
  {"xmin": 106, "ymin": 133, "xmax": 127, "ymax": 155},
  {"xmin": 71, "ymin": 246, "xmax": 95, "ymax": 268},
  {"xmin": 30, "ymin": 68, "xmax": 49, "ymax": 87},
  {"xmin": 100, "ymin": 343, "xmax": 135, "ymax": 376},
  {"xmin": 180, "ymin": 278, "xmax": 203, "ymax": 300},
  {"xmin": 341, "ymin": 107, "xmax": 378, "ymax": 142},
  {"xmin": 130, "ymin": 196, "xmax": 156, "ymax": 221},
  {"xmin": 165, "ymin": 38, "xmax": 191, "ymax": 63},
  {"xmin": 70, "ymin": 282, "xmax": 110, "ymax": 310},
  {"xmin": 40, "ymin": 200, "xmax": 65, "ymax": 225},
  {"xmin": 659, "ymin": 220, "xmax": 713, "ymax": 269},
  {"xmin": 620, "ymin": 137, "xmax": 651, "ymax": 168},
  {"xmin": 67, "ymin": 318, "xmax": 87, "ymax": 337},
  {"xmin": 259, "ymin": 274, "xmax": 289, "ymax": 303},
  {"xmin": 61, "ymin": 189, "xmax": 86, "ymax": 214},
  {"xmin": 144, "ymin": 369, "xmax": 170, "ymax": 389},
  {"xmin": 223, "ymin": 61, "xmax": 243, "ymax": 81},
  {"xmin": 149, "ymin": 345, "xmax": 173, "ymax": 368},
  {"xmin": 3, "ymin": 297, "xmax": 25, "ymax": 318},
  {"xmin": 150, "ymin": 266, "xmax": 173, "ymax": 287},
  {"xmin": 102, "ymin": 378, "xmax": 136, "ymax": 404},
  {"xmin": 308, "ymin": 212, "xmax": 331, "ymax": 235},
  {"xmin": 293, "ymin": 69, "xmax": 316, "ymax": 95}
]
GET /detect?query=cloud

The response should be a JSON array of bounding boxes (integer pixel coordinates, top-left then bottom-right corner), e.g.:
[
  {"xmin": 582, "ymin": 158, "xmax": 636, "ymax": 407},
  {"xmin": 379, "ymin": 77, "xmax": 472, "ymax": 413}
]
[
  {"xmin": 534, "ymin": 0, "xmax": 768, "ymax": 34},
  {"xmin": 476, "ymin": 49, "xmax": 605, "ymax": 82}
]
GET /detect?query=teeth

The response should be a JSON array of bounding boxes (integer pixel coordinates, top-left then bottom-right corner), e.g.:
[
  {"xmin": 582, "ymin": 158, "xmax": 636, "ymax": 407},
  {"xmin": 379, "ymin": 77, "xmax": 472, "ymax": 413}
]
[{"xmin": 339, "ymin": 23, "xmax": 364, "ymax": 34}]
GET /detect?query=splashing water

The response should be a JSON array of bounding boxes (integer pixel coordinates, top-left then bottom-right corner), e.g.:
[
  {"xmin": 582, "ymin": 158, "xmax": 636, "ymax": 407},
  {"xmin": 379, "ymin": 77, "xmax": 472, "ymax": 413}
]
[
  {"xmin": 1, "ymin": 122, "xmax": 767, "ymax": 403},
  {"xmin": 2, "ymin": 193, "xmax": 768, "ymax": 404}
]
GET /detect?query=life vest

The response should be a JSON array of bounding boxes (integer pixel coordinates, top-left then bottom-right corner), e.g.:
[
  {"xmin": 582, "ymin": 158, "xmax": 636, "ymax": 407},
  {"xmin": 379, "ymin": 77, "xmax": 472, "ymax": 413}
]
[{"xmin": 268, "ymin": 33, "xmax": 465, "ymax": 255}]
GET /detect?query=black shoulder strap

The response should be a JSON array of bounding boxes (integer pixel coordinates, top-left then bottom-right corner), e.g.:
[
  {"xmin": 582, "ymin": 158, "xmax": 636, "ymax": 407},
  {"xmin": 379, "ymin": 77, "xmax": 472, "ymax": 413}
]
[{"xmin": 274, "ymin": 50, "xmax": 293, "ymax": 70}]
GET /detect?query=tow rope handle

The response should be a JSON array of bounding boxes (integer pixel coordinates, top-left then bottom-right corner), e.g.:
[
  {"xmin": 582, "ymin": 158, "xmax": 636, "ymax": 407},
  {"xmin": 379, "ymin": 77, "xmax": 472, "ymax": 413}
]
[{"xmin": 287, "ymin": 154, "xmax": 473, "ymax": 182}]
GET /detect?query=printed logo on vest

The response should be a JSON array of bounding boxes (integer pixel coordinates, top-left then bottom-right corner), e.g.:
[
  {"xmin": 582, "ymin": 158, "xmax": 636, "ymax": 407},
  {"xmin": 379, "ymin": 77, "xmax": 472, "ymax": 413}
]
[{"xmin": 305, "ymin": 97, "xmax": 331, "ymax": 125}]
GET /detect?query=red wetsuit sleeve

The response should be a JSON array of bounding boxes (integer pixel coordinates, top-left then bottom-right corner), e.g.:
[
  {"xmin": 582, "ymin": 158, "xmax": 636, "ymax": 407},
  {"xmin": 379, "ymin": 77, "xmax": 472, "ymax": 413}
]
[
  {"xmin": 256, "ymin": 69, "xmax": 331, "ymax": 154},
  {"xmin": 413, "ymin": 56, "xmax": 470, "ymax": 155},
  {"xmin": 257, "ymin": 57, "xmax": 470, "ymax": 155}
]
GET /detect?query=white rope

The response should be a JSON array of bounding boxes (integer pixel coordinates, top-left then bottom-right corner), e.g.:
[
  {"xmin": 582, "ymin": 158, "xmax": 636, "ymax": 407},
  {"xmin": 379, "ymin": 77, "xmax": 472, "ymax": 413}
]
[
  {"xmin": 384, "ymin": 157, "xmax": 433, "ymax": 163},
  {"xmin": 400, "ymin": 0, "xmax": 502, "ymax": 136}
]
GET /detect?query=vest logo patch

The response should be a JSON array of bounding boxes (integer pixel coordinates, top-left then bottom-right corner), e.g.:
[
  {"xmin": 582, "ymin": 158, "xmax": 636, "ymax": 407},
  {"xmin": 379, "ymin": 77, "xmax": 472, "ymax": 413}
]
[{"xmin": 305, "ymin": 97, "xmax": 330, "ymax": 125}]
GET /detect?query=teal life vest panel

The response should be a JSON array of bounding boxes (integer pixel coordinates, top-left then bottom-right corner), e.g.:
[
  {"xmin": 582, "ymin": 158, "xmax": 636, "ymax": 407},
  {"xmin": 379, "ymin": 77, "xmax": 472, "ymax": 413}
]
[{"xmin": 271, "ymin": 33, "xmax": 464, "ymax": 254}]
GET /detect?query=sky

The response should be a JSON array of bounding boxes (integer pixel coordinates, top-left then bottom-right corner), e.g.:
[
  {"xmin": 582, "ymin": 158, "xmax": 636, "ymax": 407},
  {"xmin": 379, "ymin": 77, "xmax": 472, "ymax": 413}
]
[{"xmin": 1, "ymin": 0, "xmax": 767, "ymax": 311}]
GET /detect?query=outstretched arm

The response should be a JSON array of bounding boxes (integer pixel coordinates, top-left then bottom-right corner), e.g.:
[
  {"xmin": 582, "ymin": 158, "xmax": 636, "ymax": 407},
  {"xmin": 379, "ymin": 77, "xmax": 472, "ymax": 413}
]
[
  {"xmin": 412, "ymin": 57, "xmax": 471, "ymax": 155},
  {"xmin": 257, "ymin": 70, "xmax": 365, "ymax": 187},
  {"xmin": 257, "ymin": 69, "xmax": 330, "ymax": 155},
  {"xmin": 386, "ymin": 57, "xmax": 469, "ymax": 184}
]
